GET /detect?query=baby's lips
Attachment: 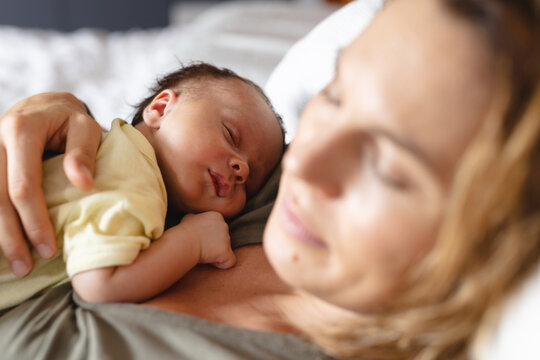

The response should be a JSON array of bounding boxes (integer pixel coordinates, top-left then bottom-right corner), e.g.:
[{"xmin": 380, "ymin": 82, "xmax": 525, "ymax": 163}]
[
  {"xmin": 217, "ymin": 181, "xmax": 231, "ymax": 197},
  {"xmin": 210, "ymin": 170, "xmax": 231, "ymax": 197}
]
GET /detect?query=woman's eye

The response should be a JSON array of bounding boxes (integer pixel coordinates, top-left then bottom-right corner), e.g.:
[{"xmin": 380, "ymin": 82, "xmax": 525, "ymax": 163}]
[
  {"xmin": 376, "ymin": 170, "xmax": 410, "ymax": 190},
  {"xmin": 321, "ymin": 85, "xmax": 341, "ymax": 106},
  {"xmin": 369, "ymin": 143, "xmax": 412, "ymax": 191}
]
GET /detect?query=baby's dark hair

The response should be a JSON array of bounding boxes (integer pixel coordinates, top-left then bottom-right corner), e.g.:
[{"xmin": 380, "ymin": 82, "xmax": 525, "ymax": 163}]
[{"xmin": 131, "ymin": 62, "xmax": 285, "ymax": 143}]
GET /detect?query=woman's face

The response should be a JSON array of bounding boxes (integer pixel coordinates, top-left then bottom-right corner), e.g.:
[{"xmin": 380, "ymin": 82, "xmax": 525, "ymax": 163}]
[{"xmin": 264, "ymin": 0, "xmax": 496, "ymax": 312}]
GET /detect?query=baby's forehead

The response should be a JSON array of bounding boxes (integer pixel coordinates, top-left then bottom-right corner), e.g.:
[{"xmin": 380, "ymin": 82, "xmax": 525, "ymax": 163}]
[
  {"xmin": 180, "ymin": 77, "xmax": 276, "ymax": 124},
  {"xmin": 178, "ymin": 76, "xmax": 254, "ymax": 95}
]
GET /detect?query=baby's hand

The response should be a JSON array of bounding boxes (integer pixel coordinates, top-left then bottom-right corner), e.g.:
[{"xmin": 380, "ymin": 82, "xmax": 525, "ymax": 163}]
[{"xmin": 180, "ymin": 211, "xmax": 236, "ymax": 269}]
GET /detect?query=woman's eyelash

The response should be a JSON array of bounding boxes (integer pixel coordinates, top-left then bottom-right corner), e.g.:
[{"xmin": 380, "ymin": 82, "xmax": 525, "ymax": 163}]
[
  {"xmin": 371, "ymin": 157, "xmax": 409, "ymax": 190},
  {"xmin": 368, "ymin": 143, "xmax": 410, "ymax": 191},
  {"xmin": 376, "ymin": 170, "xmax": 409, "ymax": 190},
  {"xmin": 321, "ymin": 86, "xmax": 341, "ymax": 106}
]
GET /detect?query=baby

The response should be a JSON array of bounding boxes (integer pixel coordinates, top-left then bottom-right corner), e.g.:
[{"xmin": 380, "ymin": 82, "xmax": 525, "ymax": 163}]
[{"xmin": 0, "ymin": 63, "xmax": 285, "ymax": 308}]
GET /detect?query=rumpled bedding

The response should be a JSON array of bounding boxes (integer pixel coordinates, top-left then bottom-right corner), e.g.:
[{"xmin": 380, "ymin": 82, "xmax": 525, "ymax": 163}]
[{"xmin": 0, "ymin": 1, "xmax": 336, "ymax": 129}]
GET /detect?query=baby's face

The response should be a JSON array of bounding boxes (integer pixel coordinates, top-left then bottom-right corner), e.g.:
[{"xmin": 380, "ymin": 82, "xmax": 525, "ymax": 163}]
[{"xmin": 149, "ymin": 78, "xmax": 283, "ymax": 218}]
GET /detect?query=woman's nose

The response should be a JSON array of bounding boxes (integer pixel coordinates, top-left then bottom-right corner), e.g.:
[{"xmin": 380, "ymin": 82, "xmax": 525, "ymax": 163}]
[
  {"xmin": 284, "ymin": 124, "xmax": 352, "ymax": 198},
  {"xmin": 230, "ymin": 157, "xmax": 249, "ymax": 184}
]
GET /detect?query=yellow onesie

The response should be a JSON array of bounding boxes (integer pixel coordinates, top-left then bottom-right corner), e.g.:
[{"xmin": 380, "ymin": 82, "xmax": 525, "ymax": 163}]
[{"xmin": 0, "ymin": 119, "xmax": 167, "ymax": 310}]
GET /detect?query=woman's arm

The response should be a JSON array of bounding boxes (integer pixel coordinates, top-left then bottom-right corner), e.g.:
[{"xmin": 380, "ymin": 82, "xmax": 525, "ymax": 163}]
[
  {"xmin": 0, "ymin": 92, "xmax": 102, "ymax": 277},
  {"xmin": 71, "ymin": 211, "xmax": 237, "ymax": 303}
]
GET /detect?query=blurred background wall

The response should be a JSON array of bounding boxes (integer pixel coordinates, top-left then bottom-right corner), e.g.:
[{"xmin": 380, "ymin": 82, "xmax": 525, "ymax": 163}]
[{"xmin": 0, "ymin": 0, "xmax": 331, "ymax": 31}]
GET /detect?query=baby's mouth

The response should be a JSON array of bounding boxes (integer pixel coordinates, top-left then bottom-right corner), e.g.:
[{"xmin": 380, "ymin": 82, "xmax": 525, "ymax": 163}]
[{"xmin": 209, "ymin": 170, "xmax": 231, "ymax": 197}]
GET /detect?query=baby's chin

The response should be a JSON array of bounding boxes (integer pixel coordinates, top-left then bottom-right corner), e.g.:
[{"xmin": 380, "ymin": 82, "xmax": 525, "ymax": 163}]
[
  {"xmin": 211, "ymin": 199, "xmax": 247, "ymax": 219},
  {"xmin": 176, "ymin": 202, "xmax": 245, "ymax": 219}
]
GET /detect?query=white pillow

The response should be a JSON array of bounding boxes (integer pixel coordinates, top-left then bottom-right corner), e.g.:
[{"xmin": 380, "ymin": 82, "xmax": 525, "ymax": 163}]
[
  {"xmin": 471, "ymin": 264, "xmax": 540, "ymax": 360},
  {"xmin": 264, "ymin": 0, "xmax": 384, "ymax": 143}
]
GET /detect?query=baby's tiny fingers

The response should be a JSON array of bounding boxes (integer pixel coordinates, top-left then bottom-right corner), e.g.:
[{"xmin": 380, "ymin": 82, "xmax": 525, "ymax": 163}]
[{"xmin": 212, "ymin": 252, "xmax": 237, "ymax": 270}]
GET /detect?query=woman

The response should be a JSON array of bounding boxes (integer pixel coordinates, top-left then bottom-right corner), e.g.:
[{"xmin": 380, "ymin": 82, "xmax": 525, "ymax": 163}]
[{"xmin": 0, "ymin": 0, "xmax": 538, "ymax": 359}]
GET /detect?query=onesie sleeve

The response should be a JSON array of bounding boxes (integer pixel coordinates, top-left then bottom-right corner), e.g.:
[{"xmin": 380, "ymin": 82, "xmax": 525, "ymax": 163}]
[
  {"xmin": 60, "ymin": 190, "xmax": 165, "ymax": 277},
  {"xmin": 44, "ymin": 119, "xmax": 167, "ymax": 278}
]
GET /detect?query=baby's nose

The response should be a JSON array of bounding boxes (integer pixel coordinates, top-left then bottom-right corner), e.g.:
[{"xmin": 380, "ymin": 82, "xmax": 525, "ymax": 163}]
[{"xmin": 230, "ymin": 158, "xmax": 249, "ymax": 184}]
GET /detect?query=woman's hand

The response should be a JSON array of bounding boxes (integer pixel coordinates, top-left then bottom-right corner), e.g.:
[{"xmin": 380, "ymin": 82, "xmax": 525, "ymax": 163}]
[{"xmin": 0, "ymin": 92, "xmax": 102, "ymax": 277}]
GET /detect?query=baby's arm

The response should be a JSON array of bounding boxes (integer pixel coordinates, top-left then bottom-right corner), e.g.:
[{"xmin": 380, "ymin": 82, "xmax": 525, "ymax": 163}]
[{"xmin": 71, "ymin": 211, "xmax": 236, "ymax": 303}]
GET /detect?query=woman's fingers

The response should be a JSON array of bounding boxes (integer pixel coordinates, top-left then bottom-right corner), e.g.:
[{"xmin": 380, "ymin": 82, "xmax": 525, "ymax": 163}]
[
  {"xmin": 62, "ymin": 112, "xmax": 102, "ymax": 191},
  {"xmin": 0, "ymin": 148, "xmax": 33, "ymax": 277},
  {"xmin": 0, "ymin": 92, "xmax": 102, "ymax": 276},
  {"xmin": 4, "ymin": 124, "xmax": 57, "ymax": 262}
]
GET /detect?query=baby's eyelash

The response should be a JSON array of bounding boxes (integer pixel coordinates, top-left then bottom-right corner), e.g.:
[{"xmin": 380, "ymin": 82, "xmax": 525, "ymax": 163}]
[{"xmin": 224, "ymin": 125, "xmax": 236, "ymax": 145}]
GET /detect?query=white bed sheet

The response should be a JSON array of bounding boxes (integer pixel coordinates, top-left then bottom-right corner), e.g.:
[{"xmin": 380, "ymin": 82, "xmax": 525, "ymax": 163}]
[{"xmin": 0, "ymin": 1, "xmax": 337, "ymax": 129}]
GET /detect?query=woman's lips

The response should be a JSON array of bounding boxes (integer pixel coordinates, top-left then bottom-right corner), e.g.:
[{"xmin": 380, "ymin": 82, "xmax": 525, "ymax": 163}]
[
  {"xmin": 280, "ymin": 199, "xmax": 327, "ymax": 249},
  {"xmin": 209, "ymin": 170, "xmax": 231, "ymax": 197}
]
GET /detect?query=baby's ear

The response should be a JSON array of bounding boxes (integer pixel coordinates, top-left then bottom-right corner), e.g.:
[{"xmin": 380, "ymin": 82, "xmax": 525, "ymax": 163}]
[{"xmin": 142, "ymin": 89, "xmax": 177, "ymax": 129}]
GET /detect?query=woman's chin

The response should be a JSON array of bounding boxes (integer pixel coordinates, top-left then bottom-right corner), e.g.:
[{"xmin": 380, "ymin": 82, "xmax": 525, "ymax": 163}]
[{"xmin": 263, "ymin": 201, "xmax": 330, "ymax": 293}]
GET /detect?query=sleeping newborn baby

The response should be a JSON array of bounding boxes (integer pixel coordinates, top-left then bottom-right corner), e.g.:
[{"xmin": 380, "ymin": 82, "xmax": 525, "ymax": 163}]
[{"xmin": 0, "ymin": 63, "xmax": 284, "ymax": 308}]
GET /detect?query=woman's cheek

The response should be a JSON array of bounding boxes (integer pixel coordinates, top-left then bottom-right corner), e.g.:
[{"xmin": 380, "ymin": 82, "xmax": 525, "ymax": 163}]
[{"xmin": 340, "ymin": 183, "xmax": 435, "ymax": 288}]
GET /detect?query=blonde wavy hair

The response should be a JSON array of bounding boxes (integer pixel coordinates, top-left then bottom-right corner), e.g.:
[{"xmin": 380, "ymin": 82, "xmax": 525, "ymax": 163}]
[{"xmin": 289, "ymin": 0, "xmax": 540, "ymax": 358}]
